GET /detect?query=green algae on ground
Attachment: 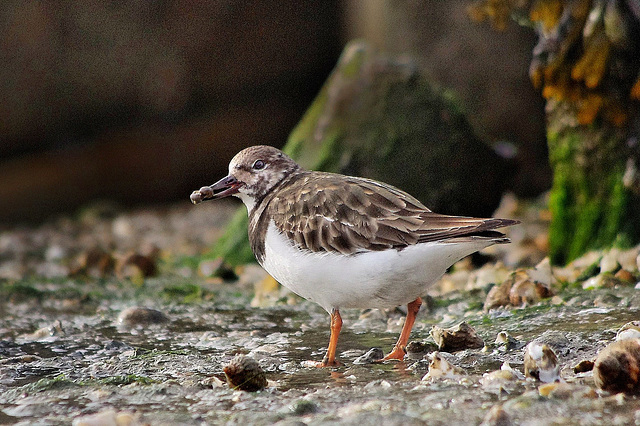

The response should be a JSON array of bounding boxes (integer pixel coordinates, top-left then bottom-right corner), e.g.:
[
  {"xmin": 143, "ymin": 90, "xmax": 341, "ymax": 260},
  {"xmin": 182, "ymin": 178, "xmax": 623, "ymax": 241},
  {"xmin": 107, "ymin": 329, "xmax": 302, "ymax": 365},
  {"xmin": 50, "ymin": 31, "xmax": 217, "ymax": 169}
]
[
  {"xmin": 0, "ymin": 282, "xmax": 45, "ymax": 302},
  {"xmin": 161, "ymin": 282, "xmax": 206, "ymax": 304},
  {"xmin": 93, "ymin": 375, "xmax": 159, "ymax": 386}
]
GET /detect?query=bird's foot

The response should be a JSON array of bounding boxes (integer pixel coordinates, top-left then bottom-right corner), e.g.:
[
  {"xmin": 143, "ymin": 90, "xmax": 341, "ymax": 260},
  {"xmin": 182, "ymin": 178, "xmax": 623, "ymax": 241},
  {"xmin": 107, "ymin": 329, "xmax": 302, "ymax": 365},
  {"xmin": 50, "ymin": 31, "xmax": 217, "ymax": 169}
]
[
  {"xmin": 376, "ymin": 346, "xmax": 406, "ymax": 362},
  {"xmin": 301, "ymin": 359, "xmax": 342, "ymax": 368}
]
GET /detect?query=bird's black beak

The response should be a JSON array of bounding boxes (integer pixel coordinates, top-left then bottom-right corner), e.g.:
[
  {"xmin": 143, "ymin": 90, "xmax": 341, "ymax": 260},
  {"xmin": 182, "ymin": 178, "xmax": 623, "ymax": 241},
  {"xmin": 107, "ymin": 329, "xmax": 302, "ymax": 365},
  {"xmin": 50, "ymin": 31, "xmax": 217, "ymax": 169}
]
[{"xmin": 190, "ymin": 175, "xmax": 242, "ymax": 204}]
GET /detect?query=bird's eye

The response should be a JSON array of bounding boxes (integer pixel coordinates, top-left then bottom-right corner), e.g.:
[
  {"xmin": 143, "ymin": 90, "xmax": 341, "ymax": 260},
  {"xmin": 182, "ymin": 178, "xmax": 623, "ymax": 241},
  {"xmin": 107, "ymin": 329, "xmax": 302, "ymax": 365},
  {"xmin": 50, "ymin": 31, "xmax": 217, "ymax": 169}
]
[{"xmin": 252, "ymin": 160, "xmax": 265, "ymax": 170}]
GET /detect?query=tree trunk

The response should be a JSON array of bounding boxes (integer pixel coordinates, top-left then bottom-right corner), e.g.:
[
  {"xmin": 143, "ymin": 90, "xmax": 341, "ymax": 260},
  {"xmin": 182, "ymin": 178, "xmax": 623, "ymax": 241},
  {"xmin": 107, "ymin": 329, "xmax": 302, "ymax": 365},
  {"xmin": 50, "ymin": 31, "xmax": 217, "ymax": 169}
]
[{"xmin": 547, "ymin": 100, "xmax": 640, "ymax": 265}]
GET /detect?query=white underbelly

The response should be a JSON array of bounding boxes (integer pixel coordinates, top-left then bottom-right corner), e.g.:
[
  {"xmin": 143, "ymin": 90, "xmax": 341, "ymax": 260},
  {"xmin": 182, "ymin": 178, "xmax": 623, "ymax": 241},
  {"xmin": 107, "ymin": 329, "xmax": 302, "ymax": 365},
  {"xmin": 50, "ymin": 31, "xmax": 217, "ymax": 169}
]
[{"xmin": 260, "ymin": 221, "xmax": 493, "ymax": 312}]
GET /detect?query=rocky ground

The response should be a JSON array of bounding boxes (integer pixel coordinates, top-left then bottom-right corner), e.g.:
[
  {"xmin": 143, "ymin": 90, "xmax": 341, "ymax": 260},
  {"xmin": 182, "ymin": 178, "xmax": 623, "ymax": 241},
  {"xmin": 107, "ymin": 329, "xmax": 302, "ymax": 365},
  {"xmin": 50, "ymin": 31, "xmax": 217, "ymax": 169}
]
[{"xmin": 1, "ymin": 194, "xmax": 640, "ymax": 425}]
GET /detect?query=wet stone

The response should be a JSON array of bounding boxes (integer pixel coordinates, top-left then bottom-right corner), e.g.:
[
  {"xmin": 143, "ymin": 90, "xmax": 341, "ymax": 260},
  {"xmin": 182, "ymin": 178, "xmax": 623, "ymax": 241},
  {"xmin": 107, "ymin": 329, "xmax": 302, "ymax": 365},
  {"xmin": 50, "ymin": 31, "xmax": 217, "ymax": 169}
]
[
  {"xmin": 574, "ymin": 360, "xmax": 595, "ymax": 374},
  {"xmin": 290, "ymin": 399, "xmax": 319, "ymax": 416},
  {"xmin": 117, "ymin": 307, "xmax": 170, "ymax": 328},
  {"xmin": 20, "ymin": 320, "xmax": 65, "ymax": 341},
  {"xmin": 0, "ymin": 355, "xmax": 41, "ymax": 365},
  {"xmin": 405, "ymin": 341, "xmax": 436, "ymax": 359},
  {"xmin": 71, "ymin": 408, "xmax": 142, "ymax": 426},
  {"xmin": 480, "ymin": 404, "xmax": 511, "ymax": 426},
  {"xmin": 494, "ymin": 331, "xmax": 524, "ymax": 352},
  {"xmin": 537, "ymin": 382, "xmax": 590, "ymax": 399},
  {"xmin": 431, "ymin": 321, "xmax": 484, "ymax": 352},
  {"xmin": 116, "ymin": 252, "xmax": 158, "ymax": 280},
  {"xmin": 353, "ymin": 347, "xmax": 384, "ymax": 364}
]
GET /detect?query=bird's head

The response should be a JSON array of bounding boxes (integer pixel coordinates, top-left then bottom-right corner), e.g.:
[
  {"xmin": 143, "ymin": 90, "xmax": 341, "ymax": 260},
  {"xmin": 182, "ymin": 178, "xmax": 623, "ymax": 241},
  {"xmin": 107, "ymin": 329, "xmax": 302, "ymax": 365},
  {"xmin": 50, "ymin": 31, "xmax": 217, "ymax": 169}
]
[{"xmin": 190, "ymin": 145, "xmax": 300, "ymax": 211}]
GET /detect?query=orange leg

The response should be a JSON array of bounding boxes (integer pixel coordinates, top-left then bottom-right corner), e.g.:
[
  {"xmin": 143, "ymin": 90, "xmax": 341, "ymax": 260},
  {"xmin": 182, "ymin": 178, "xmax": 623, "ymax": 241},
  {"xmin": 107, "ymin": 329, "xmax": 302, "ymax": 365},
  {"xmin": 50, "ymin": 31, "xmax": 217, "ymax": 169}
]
[
  {"xmin": 318, "ymin": 309, "xmax": 343, "ymax": 367},
  {"xmin": 381, "ymin": 297, "xmax": 422, "ymax": 361}
]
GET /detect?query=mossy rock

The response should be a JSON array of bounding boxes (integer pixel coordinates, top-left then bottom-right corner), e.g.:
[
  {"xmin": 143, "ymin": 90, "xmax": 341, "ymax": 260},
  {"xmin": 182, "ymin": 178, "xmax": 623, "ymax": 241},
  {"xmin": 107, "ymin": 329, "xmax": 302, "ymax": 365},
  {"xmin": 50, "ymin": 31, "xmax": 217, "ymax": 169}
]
[{"xmin": 212, "ymin": 40, "xmax": 511, "ymax": 265}]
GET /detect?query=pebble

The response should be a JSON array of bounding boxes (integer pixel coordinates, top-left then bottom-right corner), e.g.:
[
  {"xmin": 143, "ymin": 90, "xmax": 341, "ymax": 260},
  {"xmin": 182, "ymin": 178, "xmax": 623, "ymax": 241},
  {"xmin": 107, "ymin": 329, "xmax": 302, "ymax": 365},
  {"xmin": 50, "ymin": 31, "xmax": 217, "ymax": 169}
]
[
  {"xmin": 116, "ymin": 252, "xmax": 157, "ymax": 281},
  {"xmin": 583, "ymin": 274, "xmax": 625, "ymax": 290},
  {"xmin": 405, "ymin": 341, "xmax": 436, "ymax": 359},
  {"xmin": 117, "ymin": 307, "xmax": 169, "ymax": 327},
  {"xmin": 617, "ymin": 246, "xmax": 639, "ymax": 272},
  {"xmin": 523, "ymin": 342, "xmax": 561, "ymax": 383},
  {"xmin": 594, "ymin": 339, "xmax": 640, "ymax": 394},
  {"xmin": 538, "ymin": 382, "xmax": 595, "ymax": 399},
  {"xmin": 484, "ymin": 261, "xmax": 554, "ymax": 310},
  {"xmin": 484, "ymin": 280, "xmax": 511, "ymax": 311},
  {"xmin": 614, "ymin": 269, "xmax": 635, "ymax": 282},
  {"xmin": 529, "ymin": 257, "xmax": 555, "ymax": 287},
  {"xmin": 480, "ymin": 404, "xmax": 511, "ymax": 426},
  {"xmin": 494, "ymin": 331, "xmax": 523, "ymax": 352},
  {"xmin": 573, "ymin": 359, "xmax": 595, "ymax": 374},
  {"xmin": 69, "ymin": 247, "xmax": 115, "ymax": 278},
  {"xmin": 72, "ymin": 409, "xmax": 142, "ymax": 426},
  {"xmin": 509, "ymin": 274, "xmax": 553, "ymax": 306},
  {"xmin": 616, "ymin": 321, "xmax": 640, "ymax": 341},
  {"xmin": 353, "ymin": 347, "xmax": 384, "ymax": 364},
  {"xmin": 600, "ymin": 249, "xmax": 621, "ymax": 273},
  {"xmin": 20, "ymin": 320, "xmax": 64, "ymax": 341},
  {"xmin": 481, "ymin": 363, "xmax": 524, "ymax": 395},
  {"xmin": 0, "ymin": 355, "xmax": 42, "ymax": 365},
  {"xmin": 554, "ymin": 251, "xmax": 600, "ymax": 283},
  {"xmin": 223, "ymin": 354, "xmax": 268, "ymax": 392},
  {"xmin": 198, "ymin": 258, "xmax": 225, "ymax": 277},
  {"xmin": 290, "ymin": 399, "xmax": 318, "ymax": 415},
  {"xmin": 430, "ymin": 321, "xmax": 484, "ymax": 352}
]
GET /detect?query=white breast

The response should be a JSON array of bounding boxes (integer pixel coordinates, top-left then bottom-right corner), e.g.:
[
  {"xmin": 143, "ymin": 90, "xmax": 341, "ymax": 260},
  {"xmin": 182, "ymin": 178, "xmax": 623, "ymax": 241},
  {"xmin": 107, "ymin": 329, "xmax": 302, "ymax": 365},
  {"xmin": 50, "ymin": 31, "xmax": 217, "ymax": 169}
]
[{"xmin": 260, "ymin": 221, "xmax": 494, "ymax": 313}]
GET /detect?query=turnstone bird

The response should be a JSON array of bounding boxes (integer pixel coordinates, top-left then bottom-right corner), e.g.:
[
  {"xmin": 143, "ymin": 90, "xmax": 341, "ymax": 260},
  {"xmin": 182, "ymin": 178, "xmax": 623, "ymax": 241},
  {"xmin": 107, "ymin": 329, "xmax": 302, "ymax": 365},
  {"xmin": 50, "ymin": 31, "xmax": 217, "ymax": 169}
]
[{"xmin": 191, "ymin": 145, "xmax": 518, "ymax": 367}]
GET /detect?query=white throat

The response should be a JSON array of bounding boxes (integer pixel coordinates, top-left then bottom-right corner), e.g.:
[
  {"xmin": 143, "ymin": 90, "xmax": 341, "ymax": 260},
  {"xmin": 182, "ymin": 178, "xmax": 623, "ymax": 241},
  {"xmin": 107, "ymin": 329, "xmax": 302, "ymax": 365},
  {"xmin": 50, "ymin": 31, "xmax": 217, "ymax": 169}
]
[{"xmin": 235, "ymin": 192, "xmax": 256, "ymax": 212}]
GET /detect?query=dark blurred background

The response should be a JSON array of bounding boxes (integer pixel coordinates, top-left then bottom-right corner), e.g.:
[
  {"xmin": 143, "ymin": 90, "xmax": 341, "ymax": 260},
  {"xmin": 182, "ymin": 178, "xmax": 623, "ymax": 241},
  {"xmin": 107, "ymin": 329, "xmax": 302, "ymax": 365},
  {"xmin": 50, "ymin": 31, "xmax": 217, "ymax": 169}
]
[{"xmin": 0, "ymin": 0, "xmax": 549, "ymax": 224}]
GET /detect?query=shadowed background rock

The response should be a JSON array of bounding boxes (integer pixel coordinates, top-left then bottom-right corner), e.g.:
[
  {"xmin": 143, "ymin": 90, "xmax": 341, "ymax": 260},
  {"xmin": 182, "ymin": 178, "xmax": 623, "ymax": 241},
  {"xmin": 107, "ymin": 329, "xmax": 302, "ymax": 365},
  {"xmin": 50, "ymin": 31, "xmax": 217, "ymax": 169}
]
[{"xmin": 0, "ymin": 1, "xmax": 547, "ymax": 224}]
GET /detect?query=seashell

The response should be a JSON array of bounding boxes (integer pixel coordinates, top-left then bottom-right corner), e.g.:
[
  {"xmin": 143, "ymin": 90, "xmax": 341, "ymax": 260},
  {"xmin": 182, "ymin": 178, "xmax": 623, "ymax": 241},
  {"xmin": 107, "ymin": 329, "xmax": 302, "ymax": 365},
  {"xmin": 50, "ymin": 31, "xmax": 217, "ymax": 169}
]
[
  {"xmin": 593, "ymin": 339, "xmax": 640, "ymax": 394},
  {"xmin": 422, "ymin": 351, "xmax": 465, "ymax": 381},
  {"xmin": 430, "ymin": 322, "xmax": 484, "ymax": 352},
  {"xmin": 616, "ymin": 321, "xmax": 640, "ymax": 341},
  {"xmin": 524, "ymin": 341, "xmax": 561, "ymax": 383},
  {"xmin": 223, "ymin": 354, "xmax": 268, "ymax": 392}
]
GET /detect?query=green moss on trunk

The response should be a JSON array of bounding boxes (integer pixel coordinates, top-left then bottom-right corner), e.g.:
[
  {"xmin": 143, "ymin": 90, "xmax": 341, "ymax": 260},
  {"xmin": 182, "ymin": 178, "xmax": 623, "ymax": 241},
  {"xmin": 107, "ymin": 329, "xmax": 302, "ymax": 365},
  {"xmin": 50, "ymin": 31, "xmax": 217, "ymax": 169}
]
[{"xmin": 547, "ymin": 105, "xmax": 640, "ymax": 264}]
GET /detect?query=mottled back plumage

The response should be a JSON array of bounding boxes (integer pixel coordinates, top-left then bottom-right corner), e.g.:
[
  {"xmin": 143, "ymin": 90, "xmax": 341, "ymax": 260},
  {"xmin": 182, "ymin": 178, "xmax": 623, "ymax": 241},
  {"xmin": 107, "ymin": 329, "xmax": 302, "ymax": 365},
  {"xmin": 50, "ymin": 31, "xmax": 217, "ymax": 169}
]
[{"xmin": 239, "ymin": 146, "xmax": 516, "ymax": 263}]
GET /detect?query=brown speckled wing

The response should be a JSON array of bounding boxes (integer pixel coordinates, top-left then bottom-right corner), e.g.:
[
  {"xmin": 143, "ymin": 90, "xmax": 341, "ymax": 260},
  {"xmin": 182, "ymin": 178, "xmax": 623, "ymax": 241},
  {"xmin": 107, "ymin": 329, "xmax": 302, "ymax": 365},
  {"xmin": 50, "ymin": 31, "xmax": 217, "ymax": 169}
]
[{"xmin": 267, "ymin": 172, "xmax": 517, "ymax": 255}]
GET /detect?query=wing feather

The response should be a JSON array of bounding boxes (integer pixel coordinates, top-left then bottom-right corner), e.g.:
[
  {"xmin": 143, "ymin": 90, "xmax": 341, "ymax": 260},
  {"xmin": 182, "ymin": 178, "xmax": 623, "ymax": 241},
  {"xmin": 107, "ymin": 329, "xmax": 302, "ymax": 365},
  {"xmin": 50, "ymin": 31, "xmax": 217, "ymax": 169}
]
[{"xmin": 267, "ymin": 171, "xmax": 518, "ymax": 255}]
